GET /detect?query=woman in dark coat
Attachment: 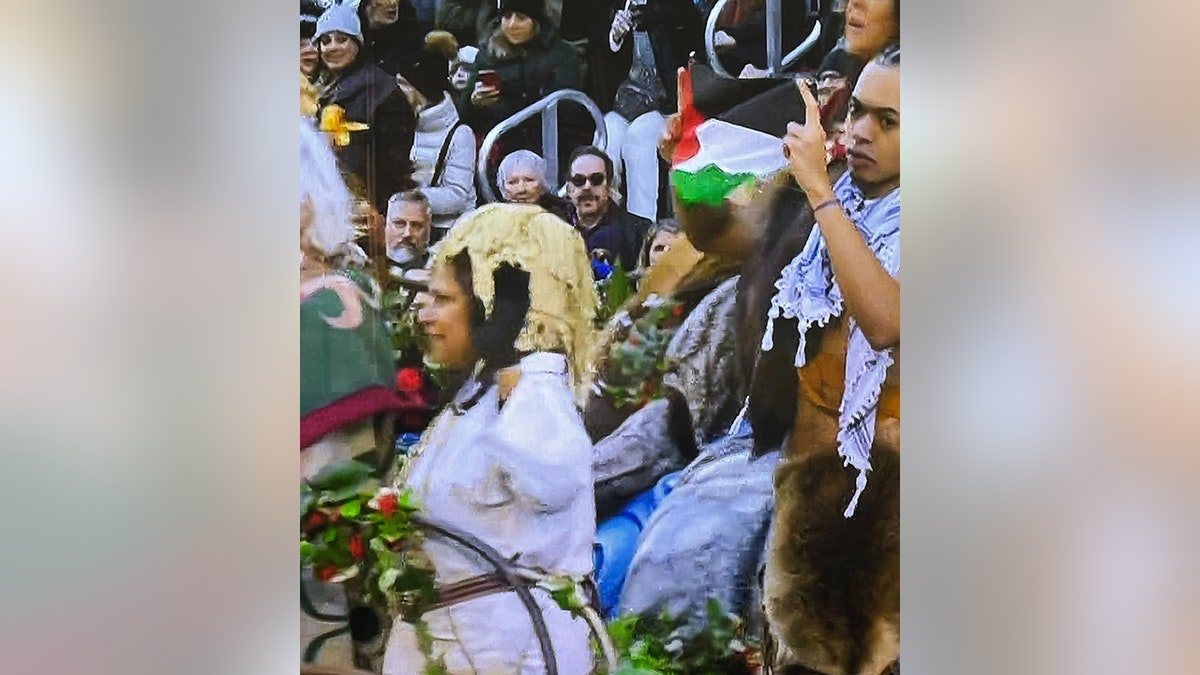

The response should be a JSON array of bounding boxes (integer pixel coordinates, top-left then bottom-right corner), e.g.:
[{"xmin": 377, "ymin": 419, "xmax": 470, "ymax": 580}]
[
  {"xmin": 356, "ymin": 0, "xmax": 432, "ymax": 76},
  {"xmin": 313, "ymin": 1, "xmax": 417, "ymax": 213},
  {"xmin": 458, "ymin": 0, "xmax": 584, "ymax": 177}
]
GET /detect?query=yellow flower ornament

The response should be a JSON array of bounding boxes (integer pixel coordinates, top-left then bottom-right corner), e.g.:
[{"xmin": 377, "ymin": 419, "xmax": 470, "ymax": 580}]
[{"xmin": 319, "ymin": 104, "xmax": 369, "ymax": 147}]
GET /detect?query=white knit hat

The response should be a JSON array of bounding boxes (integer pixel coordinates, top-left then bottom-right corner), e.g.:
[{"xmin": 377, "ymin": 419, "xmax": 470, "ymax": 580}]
[
  {"xmin": 457, "ymin": 45, "xmax": 479, "ymax": 65},
  {"xmin": 313, "ymin": 1, "xmax": 363, "ymax": 43}
]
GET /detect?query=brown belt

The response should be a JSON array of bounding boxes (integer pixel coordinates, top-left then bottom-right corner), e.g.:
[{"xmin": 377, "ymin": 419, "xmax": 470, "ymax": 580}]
[{"xmin": 428, "ymin": 573, "xmax": 516, "ymax": 611}]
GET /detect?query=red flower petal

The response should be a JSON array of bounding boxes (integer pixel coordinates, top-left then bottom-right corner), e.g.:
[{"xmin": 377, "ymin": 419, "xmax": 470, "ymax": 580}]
[
  {"xmin": 303, "ymin": 511, "xmax": 327, "ymax": 534},
  {"xmin": 377, "ymin": 493, "xmax": 398, "ymax": 517},
  {"xmin": 396, "ymin": 367, "xmax": 423, "ymax": 393}
]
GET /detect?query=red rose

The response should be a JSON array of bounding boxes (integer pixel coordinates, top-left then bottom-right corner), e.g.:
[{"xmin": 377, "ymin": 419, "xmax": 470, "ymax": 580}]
[
  {"xmin": 317, "ymin": 565, "xmax": 338, "ymax": 582},
  {"xmin": 348, "ymin": 533, "xmax": 365, "ymax": 562},
  {"xmin": 672, "ymin": 304, "xmax": 684, "ymax": 318},
  {"xmin": 396, "ymin": 367, "xmax": 423, "ymax": 392},
  {"xmin": 377, "ymin": 492, "xmax": 398, "ymax": 517},
  {"xmin": 303, "ymin": 511, "xmax": 327, "ymax": 534}
]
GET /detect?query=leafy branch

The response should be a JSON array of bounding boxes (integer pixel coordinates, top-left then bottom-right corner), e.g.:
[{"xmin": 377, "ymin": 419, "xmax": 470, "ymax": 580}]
[{"xmin": 604, "ymin": 599, "xmax": 761, "ymax": 674}]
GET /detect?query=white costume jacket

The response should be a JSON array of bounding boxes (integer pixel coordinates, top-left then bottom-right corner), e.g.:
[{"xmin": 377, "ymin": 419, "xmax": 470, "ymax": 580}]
[{"xmin": 383, "ymin": 352, "xmax": 595, "ymax": 674}]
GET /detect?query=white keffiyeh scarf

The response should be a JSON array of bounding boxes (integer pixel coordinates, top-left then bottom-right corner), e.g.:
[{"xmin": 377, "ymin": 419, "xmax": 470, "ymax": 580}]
[{"xmin": 761, "ymin": 172, "xmax": 900, "ymax": 517}]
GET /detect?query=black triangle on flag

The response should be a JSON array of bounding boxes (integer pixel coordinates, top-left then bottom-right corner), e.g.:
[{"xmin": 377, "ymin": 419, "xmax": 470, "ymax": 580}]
[
  {"xmin": 688, "ymin": 62, "xmax": 789, "ymax": 118},
  {"xmin": 716, "ymin": 79, "xmax": 808, "ymax": 139}
]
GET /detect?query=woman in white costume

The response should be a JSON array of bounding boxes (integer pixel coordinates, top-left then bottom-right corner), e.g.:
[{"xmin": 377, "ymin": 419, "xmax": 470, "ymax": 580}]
[{"xmin": 383, "ymin": 202, "xmax": 598, "ymax": 674}]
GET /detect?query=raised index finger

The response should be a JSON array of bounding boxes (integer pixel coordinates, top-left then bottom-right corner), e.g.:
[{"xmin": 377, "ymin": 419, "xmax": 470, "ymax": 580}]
[
  {"xmin": 676, "ymin": 66, "xmax": 687, "ymax": 117},
  {"xmin": 797, "ymin": 78, "xmax": 820, "ymax": 127}
]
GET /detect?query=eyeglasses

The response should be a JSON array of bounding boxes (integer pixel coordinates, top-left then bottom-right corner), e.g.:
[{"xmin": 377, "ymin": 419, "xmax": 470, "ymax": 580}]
[{"xmin": 569, "ymin": 172, "xmax": 606, "ymax": 188}]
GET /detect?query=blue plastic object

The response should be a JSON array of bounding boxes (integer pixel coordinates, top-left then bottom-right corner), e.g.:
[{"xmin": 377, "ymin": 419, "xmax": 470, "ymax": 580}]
[
  {"xmin": 395, "ymin": 432, "xmax": 422, "ymax": 457},
  {"xmin": 592, "ymin": 259, "xmax": 614, "ymax": 279},
  {"xmin": 594, "ymin": 471, "xmax": 681, "ymax": 617}
]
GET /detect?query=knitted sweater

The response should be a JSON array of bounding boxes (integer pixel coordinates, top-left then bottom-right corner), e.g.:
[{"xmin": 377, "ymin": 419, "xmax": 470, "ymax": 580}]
[{"xmin": 410, "ymin": 92, "xmax": 478, "ymax": 231}]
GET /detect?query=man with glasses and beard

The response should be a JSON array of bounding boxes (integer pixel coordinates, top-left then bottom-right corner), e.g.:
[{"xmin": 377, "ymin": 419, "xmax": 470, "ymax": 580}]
[{"xmin": 565, "ymin": 146, "xmax": 652, "ymax": 276}]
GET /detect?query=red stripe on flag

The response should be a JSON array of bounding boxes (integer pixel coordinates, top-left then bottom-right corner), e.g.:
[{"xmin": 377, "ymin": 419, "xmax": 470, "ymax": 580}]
[{"xmin": 672, "ymin": 65, "xmax": 704, "ymax": 165}]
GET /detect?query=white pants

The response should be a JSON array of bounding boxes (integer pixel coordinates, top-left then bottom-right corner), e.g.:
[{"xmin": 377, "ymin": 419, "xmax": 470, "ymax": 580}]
[{"xmin": 604, "ymin": 110, "xmax": 667, "ymax": 222}]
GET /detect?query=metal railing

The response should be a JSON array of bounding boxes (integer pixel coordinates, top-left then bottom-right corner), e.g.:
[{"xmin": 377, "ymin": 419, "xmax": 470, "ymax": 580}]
[
  {"xmin": 705, "ymin": 0, "xmax": 823, "ymax": 78},
  {"xmin": 475, "ymin": 89, "xmax": 608, "ymax": 204}
]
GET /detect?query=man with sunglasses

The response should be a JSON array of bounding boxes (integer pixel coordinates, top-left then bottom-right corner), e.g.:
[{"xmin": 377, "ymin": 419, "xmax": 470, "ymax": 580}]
[{"xmin": 565, "ymin": 146, "xmax": 652, "ymax": 276}]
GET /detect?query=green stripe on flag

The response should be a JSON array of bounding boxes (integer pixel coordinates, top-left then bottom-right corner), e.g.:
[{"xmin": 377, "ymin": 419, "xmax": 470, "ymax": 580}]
[{"xmin": 671, "ymin": 165, "xmax": 757, "ymax": 207}]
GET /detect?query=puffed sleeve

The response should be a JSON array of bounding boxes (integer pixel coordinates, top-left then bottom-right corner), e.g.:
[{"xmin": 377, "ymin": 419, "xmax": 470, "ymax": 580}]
[{"xmin": 485, "ymin": 369, "xmax": 592, "ymax": 513}]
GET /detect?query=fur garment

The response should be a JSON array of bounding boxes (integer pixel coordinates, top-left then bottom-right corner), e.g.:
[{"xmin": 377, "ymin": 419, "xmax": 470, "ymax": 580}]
[{"xmin": 764, "ymin": 447, "xmax": 900, "ymax": 675}]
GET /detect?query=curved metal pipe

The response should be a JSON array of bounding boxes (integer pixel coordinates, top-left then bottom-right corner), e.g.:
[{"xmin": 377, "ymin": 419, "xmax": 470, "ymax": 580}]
[
  {"xmin": 779, "ymin": 20, "xmax": 822, "ymax": 74},
  {"xmin": 704, "ymin": 0, "xmax": 734, "ymax": 78},
  {"xmin": 475, "ymin": 89, "xmax": 607, "ymax": 204},
  {"xmin": 706, "ymin": 0, "xmax": 823, "ymax": 78}
]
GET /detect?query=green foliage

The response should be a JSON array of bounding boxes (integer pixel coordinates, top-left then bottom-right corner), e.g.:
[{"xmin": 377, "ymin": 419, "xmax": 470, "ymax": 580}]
[
  {"xmin": 386, "ymin": 288, "xmax": 427, "ymax": 364},
  {"xmin": 595, "ymin": 263, "xmax": 633, "ymax": 327},
  {"xmin": 300, "ymin": 461, "xmax": 435, "ymax": 620},
  {"xmin": 595, "ymin": 295, "xmax": 687, "ymax": 409},
  {"xmin": 307, "ymin": 459, "xmax": 376, "ymax": 491},
  {"xmin": 604, "ymin": 599, "xmax": 760, "ymax": 674}
]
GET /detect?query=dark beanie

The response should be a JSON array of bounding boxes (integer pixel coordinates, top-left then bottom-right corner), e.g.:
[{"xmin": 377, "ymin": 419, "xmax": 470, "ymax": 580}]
[
  {"xmin": 498, "ymin": 0, "xmax": 545, "ymax": 24},
  {"xmin": 818, "ymin": 47, "xmax": 865, "ymax": 83},
  {"xmin": 301, "ymin": 0, "xmax": 322, "ymax": 39},
  {"xmin": 396, "ymin": 31, "xmax": 456, "ymax": 103},
  {"xmin": 398, "ymin": 56, "xmax": 448, "ymax": 102}
]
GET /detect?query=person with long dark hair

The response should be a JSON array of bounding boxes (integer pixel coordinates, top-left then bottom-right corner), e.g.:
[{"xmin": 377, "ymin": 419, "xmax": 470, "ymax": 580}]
[
  {"xmin": 382, "ymin": 204, "xmax": 599, "ymax": 674},
  {"xmin": 459, "ymin": 0, "xmax": 584, "ymax": 164}
]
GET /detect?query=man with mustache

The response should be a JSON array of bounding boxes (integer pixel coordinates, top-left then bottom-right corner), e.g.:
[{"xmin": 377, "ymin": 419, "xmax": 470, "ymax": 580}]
[
  {"xmin": 384, "ymin": 190, "xmax": 432, "ymax": 271},
  {"xmin": 565, "ymin": 145, "xmax": 651, "ymax": 276}
]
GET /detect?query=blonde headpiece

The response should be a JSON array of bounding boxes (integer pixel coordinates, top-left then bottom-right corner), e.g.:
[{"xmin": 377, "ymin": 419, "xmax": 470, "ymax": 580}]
[{"xmin": 433, "ymin": 203, "xmax": 598, "ymax": 383}]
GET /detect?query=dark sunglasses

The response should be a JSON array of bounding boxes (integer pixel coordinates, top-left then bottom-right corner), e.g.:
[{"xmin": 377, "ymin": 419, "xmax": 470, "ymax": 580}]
[{"xmin": 569, "ymin": 172, "xmax": 606, "ymax": 188}]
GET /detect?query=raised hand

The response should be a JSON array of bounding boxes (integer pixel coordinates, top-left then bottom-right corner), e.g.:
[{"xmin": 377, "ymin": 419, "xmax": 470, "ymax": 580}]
[
  {"xmin": 783, "ymin": 79, "xmax": 834, "ymax": 203},
  {"xmin": 470, "ymin": 80, "xmax": 500, "ymax": 107},
  {"xmin": 610, "ymin": 8, "xmax": 634, "ymax": 48},
  {"xmin": 657, "ymin": 67, "xmax": 686, "ymax": 163}
]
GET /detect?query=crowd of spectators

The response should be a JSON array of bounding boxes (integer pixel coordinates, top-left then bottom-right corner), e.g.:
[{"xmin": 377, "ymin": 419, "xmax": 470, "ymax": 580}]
[
  {"xmin": 300, "ymin": 0, "xmax": 876, "ymax": 281},
  {"xmin": 301, "ymin": 0, "xmax": 902, "ymax": 672}
]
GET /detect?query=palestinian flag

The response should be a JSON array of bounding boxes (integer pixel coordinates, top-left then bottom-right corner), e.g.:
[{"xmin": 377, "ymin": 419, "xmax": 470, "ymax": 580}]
[{"xmin": 671, "ymin": 64, "xmax": 807, "ymax": 207}]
